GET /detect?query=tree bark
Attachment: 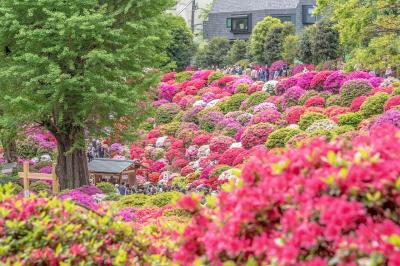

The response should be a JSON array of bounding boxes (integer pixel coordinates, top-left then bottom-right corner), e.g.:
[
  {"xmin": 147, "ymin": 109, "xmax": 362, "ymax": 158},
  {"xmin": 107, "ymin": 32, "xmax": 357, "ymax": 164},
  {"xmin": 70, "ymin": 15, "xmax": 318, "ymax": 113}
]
[
  {"xmin": 53, "ymin": 127, "xmax": 90, "ymax": 190},
  {"xmin": 3, "ymin": 137, "xmax": 17, "ymax": 163}
]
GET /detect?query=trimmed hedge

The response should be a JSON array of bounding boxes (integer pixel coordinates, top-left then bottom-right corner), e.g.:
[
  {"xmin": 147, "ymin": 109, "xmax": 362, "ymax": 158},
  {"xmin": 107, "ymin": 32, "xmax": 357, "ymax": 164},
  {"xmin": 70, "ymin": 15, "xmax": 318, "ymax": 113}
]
[
  {"xmin": 298, "ymin": 112, "xmax": 328, "ymax": 130},
  {"xmin": 360, "ymin": 92, "xmax": 389, "ymax": 118},
  {"xmin": 266, "ymin": 128, "xmax": 301, "ymax": 149}
]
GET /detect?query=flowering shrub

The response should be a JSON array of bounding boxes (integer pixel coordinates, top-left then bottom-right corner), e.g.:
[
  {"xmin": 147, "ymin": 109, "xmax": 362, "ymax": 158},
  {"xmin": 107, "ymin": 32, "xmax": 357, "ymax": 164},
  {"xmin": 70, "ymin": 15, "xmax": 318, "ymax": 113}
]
[
  {"xmin": 304, "ymin": 96, "xmax": 326, "ymax": 108},
  {"xmin": 326, "ymin": 94, "xmax": 342, "ymax": 106},
  {"xmin": 384, "ymin": 96, "xmax": 400, "ymax": 111},
  {"xmin": 265, "ymin": 127, "xmax": 301, "ymax": 149},
  {"xmin": 245, "ymin": 91, "xmax": 269, "ymax": 108},
  {"xmin": 219, "ymin": 93, "xmax": 247, "ymax": 113},
  {"xmin": 250, "ymin": 109, "xmax": 282, "ymax": 125},
  {"xmin": 262, "ymin": 80, "xmax": 278, "ymax": 95},
  {"xmin": 340, "ymin": 79, "xmax": 372, "ymax": 106},
  {"xmin": 305, "ymin": 119, "xmax": 337, "ymax": 133},
  {"xmin": 174, "ymin": 71, "xmax": 192, "ymax": 83},
  {"xmin": 282, "ymin": 86, "xmax": 305, "ymax": 109},
  {"xmin": 350, "ymin": 96, "xmax": 367, "ymax": 112},
  {"xmin": 285, "ymin": 106, "xmax": 306, "ymax": 124},
  {"xmin": 299, "ymin": 90, "xmax": 319, "ymax": 105},
  {"xmin": 96, "ymin": 182, "xmax": 116, "ymax": 195},
  {"xmin": 219, "ymin": 148, "xmax": 246, "ymax": 166},
  {"xmin": 175, "ymin": 124, "xmax": 400, "ymax": 266},
  {"xmin": 360, "ymin": 92, "xmax": 389, "ymax": 118},
  {"xmin": 0, "ymin": 185, "xmax": 156, "ymax": 265},
  {"xmin": 310, "ymin": 70, "xmax": 333, "ymax": 91},
  {"xmin": 292, "ymin": 64, "xmax": 314, "ymax": 75},
  {"xmin": 241, "ymin": 123, "xmax": 276, "ymax": 149},
  {"xmin": 210, "ymin": 136, "xmax": 235, "ymax": 154},
  {"xmin": 373, "ymin": 109, "xmax": 400, "ymax": 128},
  {"xmin": 323, "ymin": 71, "xmax": 346, "ymax": 93},
  {"xmin": 298, "ymin": 112, "xmax": 328, "ymax": 130},
  {"xmin": 198, "ymin": 111, "xmax": 225, "ymax": 132},
  {"xmin": 158, "ymin": 83, "xmax": 178, "ymax": 101},
  {"xmin": 207, "ymin": 72, "xmax": 224, "ymax": 84},
  {"xmin": 155, "ymin": 103, "xmax": 181, "ymax": 124},
  {"xmin": 296, "ymin": 71, "xmax": 317, "ymax": 90},
  {"xmin": 252, "ymin": 102, "xmax": 277, "ymax": 113}
]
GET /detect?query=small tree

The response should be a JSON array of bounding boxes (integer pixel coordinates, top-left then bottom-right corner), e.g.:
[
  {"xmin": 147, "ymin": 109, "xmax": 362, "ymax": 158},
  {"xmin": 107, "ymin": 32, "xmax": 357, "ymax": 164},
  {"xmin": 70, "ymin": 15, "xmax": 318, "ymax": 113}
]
[
  {"xmin": 311, "ymin": 20, "xmax": 341, "ymax": 64},
  {"xmin": 282, "ymin": 35, "xmax": 299, "ymax": 64},
  {"xmin": 0, "ymin": 0, "xmax": 174, "ymax": 189},
  {"xmin": 193, "ymin": 43, "xmax": 209, "ymax": 69},
  {"xmin": 297, "ymin": 25, "xmax": 317, "ymax": 64},
  {"xmin": 206, "ymin": 37, "xmax": 231, "ymax": 68},
  {"xmin": 166, "ymin": 16, "xmax": 194, "ymax": 71},
  {"xmin": 264, "ymin": 22, "xmax": 295, "ymax": 65},
  {"xmin": 249, "ymin": 16, "xmax": 282, "ymax": 64},
  {"xmin": 225, "ymin": 40, "xmax": 248, "ymax": 65}
]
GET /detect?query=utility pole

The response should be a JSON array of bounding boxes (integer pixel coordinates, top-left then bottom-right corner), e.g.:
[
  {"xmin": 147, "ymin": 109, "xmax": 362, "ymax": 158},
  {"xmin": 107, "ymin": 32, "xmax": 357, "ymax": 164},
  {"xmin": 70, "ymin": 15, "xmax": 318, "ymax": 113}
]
[{"xmin": 191, "ymin": 0, "xmax": 196, "ymax": 33}]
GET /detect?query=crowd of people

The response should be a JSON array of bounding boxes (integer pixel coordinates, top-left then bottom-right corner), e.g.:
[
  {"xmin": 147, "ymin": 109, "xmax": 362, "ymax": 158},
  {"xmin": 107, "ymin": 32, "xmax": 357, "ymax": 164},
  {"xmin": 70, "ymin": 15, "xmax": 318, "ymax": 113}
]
[
  {"xmin": 223, "ymin": 64, "xmax": 294, "ymax": 81},
  {"xmin": 87, "ymin": 139, "xmax": 109, "ymax": 162}
]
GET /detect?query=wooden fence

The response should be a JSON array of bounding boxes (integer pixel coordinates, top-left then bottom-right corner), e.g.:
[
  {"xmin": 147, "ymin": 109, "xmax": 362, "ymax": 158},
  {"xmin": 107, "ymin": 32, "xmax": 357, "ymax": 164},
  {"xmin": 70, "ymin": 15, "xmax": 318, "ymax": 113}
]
[{"xmin": 18, "ymin": 161, "xmax": 59, "ymax": 196}]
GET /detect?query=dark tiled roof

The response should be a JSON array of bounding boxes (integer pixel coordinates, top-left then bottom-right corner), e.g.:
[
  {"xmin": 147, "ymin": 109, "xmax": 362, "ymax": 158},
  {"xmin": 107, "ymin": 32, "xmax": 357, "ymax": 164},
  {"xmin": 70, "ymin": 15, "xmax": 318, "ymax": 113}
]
[
  {"xmin": 210, "ymin": 0, "xmax": 300, "ymax": 13},
  {"xmin": 88, "ymin": 159, "xmax": 135, "ymax": 174}
]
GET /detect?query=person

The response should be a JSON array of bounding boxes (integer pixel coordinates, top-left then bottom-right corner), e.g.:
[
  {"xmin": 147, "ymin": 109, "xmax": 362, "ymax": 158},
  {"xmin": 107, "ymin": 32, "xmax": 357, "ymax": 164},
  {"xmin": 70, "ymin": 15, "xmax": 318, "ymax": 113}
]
[
  {"xmin": 385, "ymin": 66, "xmax": 393, "ymax": 78},
  {"xmin": 118, "ymin": 182, "xmax": 127, "ymax": 195},
  {"xmin": 265, "ymin": 66, "xmax": 270, "ymax": 82},
  {"xmin": 115, "ymin": 184, "xmax": 120, "ymax": 194}
]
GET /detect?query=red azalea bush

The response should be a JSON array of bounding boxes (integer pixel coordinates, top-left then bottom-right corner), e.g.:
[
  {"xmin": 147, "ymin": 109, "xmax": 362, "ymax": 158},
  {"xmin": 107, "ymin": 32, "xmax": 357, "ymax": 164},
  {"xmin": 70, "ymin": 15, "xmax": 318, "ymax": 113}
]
[
  {"xmin": 219, "ymin": 147, "xmax": 246, "ymax": 166},
  {"xmin": 304, "ymin": 96, "xmax": 326, "ymax": 108},
  {"xmin": 385, "ymin": 96, "xmax": 400, "ymax": 111},
  {"xmin": 209, "ymin": 136, "xmax": 235, "ymax": 154},
  {"xmin": 175, "ymin": 124, "xmax": 400, "ymax": 266},
  {"xmin": 285, "ymin": 106, "xmax": 306, "ymax": 124},
  {"xmin": 370, "ymin": 87, "xmax": 393, "ymax": 96},
  {"xmin": 310, "ymin": 70, "xmax": 333, "ymax": 91},
  {"xmin": 241, "ymin": 123, "xmax": 276, "ymax": 149},
  {"xmin": 350, "ymin": 96, "xmax": 367, "ymax": 112}
]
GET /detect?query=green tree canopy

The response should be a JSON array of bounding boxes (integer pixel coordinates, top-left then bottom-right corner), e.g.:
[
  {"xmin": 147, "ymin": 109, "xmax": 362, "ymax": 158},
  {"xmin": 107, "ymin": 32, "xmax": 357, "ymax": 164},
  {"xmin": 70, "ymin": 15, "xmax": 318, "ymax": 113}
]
[
  {"xmin": 249, "ymin": 16, "xmax": 283, "ymax": 64},
  {"xmin": 264, "ymin": 22, "xmax": 295, "ymax": 65},
  {"xmin": 166, "ymin": 16, "xmax": 194, "ymax": 71},
  {"xmin": 311, "ymin": 20, "xmax": 341, "ymax": 64},
  {"xmin": 316, "ymin": 0, "xmax": 400, "ymax": 71},
  {"xmin": 0, "ymin": 0, "xmax": 174, "ymax": 189},
  {"xmin": 194, "ymin": 37, "xmax": 230, "ymax": 68},
  {"xmin": 225, "ymin": 39, "xmax": 248, "ymax": 65},
  {"xmin": 297, "ymin": 25, "xmax": 316, "ymax": 64}
]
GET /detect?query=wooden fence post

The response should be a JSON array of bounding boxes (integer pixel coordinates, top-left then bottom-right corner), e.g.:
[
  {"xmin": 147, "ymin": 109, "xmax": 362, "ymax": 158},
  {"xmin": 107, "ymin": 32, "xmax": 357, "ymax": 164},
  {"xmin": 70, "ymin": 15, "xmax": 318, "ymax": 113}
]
[
  {"xmin": 23, "ymin": 161, "xmax": 29, "ymax": 198},
  {"xmin": 52, "ymin": 163, "xmax": 59, "ymax": 194}
]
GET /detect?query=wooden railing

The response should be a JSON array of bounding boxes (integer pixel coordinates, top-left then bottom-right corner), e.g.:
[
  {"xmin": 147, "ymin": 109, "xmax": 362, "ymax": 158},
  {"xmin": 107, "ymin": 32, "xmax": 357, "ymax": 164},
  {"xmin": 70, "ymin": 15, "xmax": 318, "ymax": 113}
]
[{"xmin": 18, "ymin": 161, "xmax": 59, "ymax": 196}]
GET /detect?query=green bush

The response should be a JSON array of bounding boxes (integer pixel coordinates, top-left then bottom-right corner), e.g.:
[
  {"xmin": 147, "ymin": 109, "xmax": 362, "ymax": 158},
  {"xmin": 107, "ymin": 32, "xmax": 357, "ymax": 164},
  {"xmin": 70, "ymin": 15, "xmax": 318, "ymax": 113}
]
[
  {"xmin": 155, "ymin": 103, "xmax": 181, "ymax": 124},
  {"xmin": 0, "ymin": 184, "xmax": 148, "ymax": 265},
  {"xmin": 392, "ymin": 87, "xmax": 400, "ymax": 96},
  {"xmin": 340, "ymin": 79, "xmax": 372, "ymax": 106},
  {"xmin": 332, "ymin": 125, "xmax": 355, "ymax": 136},
  {"xmin": 30, "ymin": 181, "xmax": 51, "ymax": 195},
  {"xmin": 146, "ymin": 191, "xmax": 183, "ymax": 208},
  {"xmin": 0, "ymin": 174, "xmax": 21, "ymax": 185},
  {"xmin": 299, "ymin": 90, "xmax": 319, "ymax": 105},
  {"xmin": 266, "ymin": 128, "xmax": 301, "ymax": 149},
  {"xmin": 96, "ymin": 182, "xmax": 116, "ymax": 195},
  {"xmin": 308, "ymin": 129, "xmax": 333, "ymax": 141},
  {"xmin": 360, "ymin": 92, "xmax": 389, "ymax": 118},
  {"xmin": 236, "ymin": 83, "xmax": 249, "ymax": 93},
  {"xmin": 172, "ymin": 176, "xmax": 188, "ymax": 188},
  {"xmin": 210, "ymin": 165, "xmax": 231, "ymax": 177},
  {"xmin": 337, "ymin": 112, "xmax": 364, "ymax": 127},
  {"xmin": 305, "ymin": 119, "xmax": 337, "ymax": 133},
  {"xmin": 163, "ymin": 208, "xmax": 192, "ymax": 218},
  {"xmin": 104, "ymin": 193, "xmax": 121, "ymax": 201},
  {"xmin": 298, "ymin": 112, "xmax": 328, "ymax": 130},
  {"xmin": 174, "ymin": 71, "xmax": 192, "ymax": 83},
  {"xmin": 220, "ymin": 93, "xmax": 247, "ymax": 113},
  {"xmin": 326, "ymin": 95, "xmax": 343, "ymax": 106},
  {"xmin": 10, "ymin": 183, "xmax": 23, "ymax": 195},
  {"xmin": 246, "ymin": 91, "xmax": 269, "ymax": 108},
  {"xmin": 160, "ymin": 121, "xmax": 181, "ymax": 136},
  {"xmin": 208, "ymin": 72, "xmax": 224, "ymax": 84},
  {"xmin": 119, "ymin": 194, "xmax": 148, "ymax": 208}
]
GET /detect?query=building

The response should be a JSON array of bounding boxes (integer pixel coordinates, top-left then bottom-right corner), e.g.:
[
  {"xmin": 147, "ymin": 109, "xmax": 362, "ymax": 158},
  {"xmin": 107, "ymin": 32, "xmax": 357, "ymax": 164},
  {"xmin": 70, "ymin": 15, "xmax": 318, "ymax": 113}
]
[
  {"xmin": 203, "ymin": 0, "xmax": 319, "ymax": 40},
  {"xmin": 172, "ymin": 0, "xmax": 214, "ymax": 37}
]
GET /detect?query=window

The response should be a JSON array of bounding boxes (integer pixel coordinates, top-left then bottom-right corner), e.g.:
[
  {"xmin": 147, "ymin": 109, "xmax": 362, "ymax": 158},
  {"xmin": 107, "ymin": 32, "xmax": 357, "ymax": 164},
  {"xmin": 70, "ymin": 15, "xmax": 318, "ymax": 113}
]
[
  {"xmin": 274, "ymin": 16, "xmax": 293, "ymax": 23},
  {"xmin": 303, "ymin": 5, "xmax": 317, "ymax": 24},
  {"xmin": 226, "ymin": 15, "xmax": 250, "ymax": 33}
]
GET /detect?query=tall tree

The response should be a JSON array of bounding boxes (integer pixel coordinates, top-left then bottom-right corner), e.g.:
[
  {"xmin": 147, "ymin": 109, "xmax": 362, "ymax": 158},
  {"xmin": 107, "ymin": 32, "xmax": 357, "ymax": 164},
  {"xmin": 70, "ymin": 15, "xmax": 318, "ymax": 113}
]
[
  {"xmin": 282, "ymin": 35, "xmax": 299, "ymax": 64},
  {"xmin": 264, "ymin": 22, "xmax": 295, "ymax": 65},
  {"xmin": 225, "ymin": 39, "xmax": 248, "ymax": 65},
  {"xmin": 249, "ymin": 16, "xmax": 283, "ymax": 64},
  {"xmin": 311, "ymin": 20, "xmax": 341, "ymax": 64},
  {"xmin": 204, "ymin": 37, "xmax": 230, "ymax": 68},
  {"xmin": 0, "ymin": 0, "xmax": 174, "ymax": 189},
  {"xmin": 316, "ymin": 0, "xmax": 400, "ymax": 70},
  {"xmin": 297, "ymin": 25, "xmax": 317, "ymax": 64},
  {"xmin": 166, "ymin": 16, "xmax": 194, "ymax": 71}
]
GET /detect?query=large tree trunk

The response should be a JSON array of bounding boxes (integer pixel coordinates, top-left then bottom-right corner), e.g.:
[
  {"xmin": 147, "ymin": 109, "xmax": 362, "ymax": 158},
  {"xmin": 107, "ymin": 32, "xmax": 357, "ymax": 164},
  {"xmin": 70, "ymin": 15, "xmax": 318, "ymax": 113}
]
[
  {"xmin": 54, "ymin": 127, "xmax": 90, "ymax": 190},
  {"xmin": 4, "ymin": 138, "xmax": 17, "ymax": 163}
]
